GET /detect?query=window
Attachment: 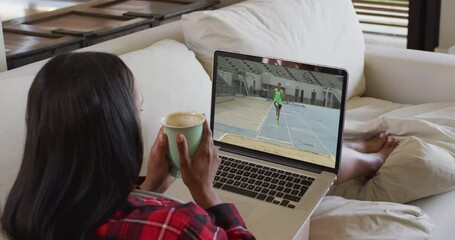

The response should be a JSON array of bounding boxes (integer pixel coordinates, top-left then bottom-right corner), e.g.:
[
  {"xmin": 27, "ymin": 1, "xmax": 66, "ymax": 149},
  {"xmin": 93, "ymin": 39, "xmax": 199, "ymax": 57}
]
[
  {"xmin": 354, "ymin": 0, "xmax": 408, "ymax": 35},
  {"xmin": 353, "ymin": 0, "xmax": 441, "ymax": 51}
]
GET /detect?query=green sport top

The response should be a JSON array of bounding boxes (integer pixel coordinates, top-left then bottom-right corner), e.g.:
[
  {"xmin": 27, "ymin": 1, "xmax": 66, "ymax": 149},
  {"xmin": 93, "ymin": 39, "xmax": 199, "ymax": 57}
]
[{"xmin": 273, "ymin": 88, "xmax": 283, "ymax": 104}]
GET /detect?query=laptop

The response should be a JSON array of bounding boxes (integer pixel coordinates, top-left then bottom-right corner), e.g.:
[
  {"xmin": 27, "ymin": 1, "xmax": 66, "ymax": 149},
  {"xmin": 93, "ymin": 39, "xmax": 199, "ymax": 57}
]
[{"xmin": 165, "ymin": 50, "xmax": 348, "ymax": 239}]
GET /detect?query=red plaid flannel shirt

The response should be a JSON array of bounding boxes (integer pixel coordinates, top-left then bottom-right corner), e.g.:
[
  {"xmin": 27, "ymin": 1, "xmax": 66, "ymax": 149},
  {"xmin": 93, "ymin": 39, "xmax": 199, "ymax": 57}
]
[{"xmin": 93, "ymin": 193, "xmax": 255, "ymax": 239}]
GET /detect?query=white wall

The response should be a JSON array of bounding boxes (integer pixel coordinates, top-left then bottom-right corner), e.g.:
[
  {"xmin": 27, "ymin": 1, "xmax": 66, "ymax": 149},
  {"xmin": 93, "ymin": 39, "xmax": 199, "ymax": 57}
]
[{"xmin": 438, "ymin": 0, "xmax": 455, "ymax": 52}]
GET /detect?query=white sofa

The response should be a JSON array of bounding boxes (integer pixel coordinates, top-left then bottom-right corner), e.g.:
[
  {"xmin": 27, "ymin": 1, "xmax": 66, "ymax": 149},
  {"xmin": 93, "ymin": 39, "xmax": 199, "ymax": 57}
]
[{"xmin": 1, "ymin": 0, "xmax": 455, "ymax": 239}]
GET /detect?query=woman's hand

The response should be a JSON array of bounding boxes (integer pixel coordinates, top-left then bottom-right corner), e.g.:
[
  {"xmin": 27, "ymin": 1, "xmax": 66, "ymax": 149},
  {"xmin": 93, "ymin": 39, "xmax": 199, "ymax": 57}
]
[
  {"xmin": 140, "ymin": 128, "xmax": 175, "ymax": 193},
  {"xmin": 177, "ymin": 120, "xmax": 222, "ymax": 209}
]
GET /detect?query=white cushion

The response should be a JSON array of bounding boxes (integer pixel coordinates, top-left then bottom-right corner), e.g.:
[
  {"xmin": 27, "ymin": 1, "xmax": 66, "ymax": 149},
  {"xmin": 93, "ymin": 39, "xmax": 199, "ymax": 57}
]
[
  {"xmin": 0, "ymin": 76, "xmax": 33, "ymax": 213},
  {"xmin": 119, "ymin": 39, "xmax": 212, "ymax": 175},
  {"xmin": 311, "ymin": 196, "xmax": 434, "ymax": 240},
  {"xmin": 182, "ymin": 0, "xmax": 366, "ymax": 99}
]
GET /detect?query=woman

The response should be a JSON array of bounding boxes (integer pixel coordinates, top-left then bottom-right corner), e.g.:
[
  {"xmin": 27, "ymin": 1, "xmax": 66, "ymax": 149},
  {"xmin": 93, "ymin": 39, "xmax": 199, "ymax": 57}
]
[{"xmin": 0, "ymin": 52, "xmax": 255, "ymax": 240}]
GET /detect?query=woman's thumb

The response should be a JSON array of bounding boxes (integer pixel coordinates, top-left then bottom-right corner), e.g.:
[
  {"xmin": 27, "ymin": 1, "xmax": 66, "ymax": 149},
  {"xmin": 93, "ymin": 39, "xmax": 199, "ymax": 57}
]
[{"xmin": 177, "ymin": 134, "xmax": 190, "ymax": 169}]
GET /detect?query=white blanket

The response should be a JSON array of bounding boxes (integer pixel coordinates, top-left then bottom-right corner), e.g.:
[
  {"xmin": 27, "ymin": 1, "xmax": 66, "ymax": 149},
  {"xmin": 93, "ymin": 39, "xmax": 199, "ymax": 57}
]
[{"xmin": 330, "ymin": 97, "xmax": 455, "ymax": 203}]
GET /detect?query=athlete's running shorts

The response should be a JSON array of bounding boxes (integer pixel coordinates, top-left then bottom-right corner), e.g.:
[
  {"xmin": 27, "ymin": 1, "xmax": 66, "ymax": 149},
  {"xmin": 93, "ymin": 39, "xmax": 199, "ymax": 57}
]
[{"xmin": 274, "ymin": 101, "xmax": 282, "ymax": 109}]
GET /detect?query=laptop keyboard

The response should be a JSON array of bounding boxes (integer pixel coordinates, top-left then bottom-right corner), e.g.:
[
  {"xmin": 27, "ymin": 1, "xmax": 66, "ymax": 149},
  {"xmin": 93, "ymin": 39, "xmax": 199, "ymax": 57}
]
[{"xmin": 213, "ymin": 155, "xmax": 315, "ymax": 209}]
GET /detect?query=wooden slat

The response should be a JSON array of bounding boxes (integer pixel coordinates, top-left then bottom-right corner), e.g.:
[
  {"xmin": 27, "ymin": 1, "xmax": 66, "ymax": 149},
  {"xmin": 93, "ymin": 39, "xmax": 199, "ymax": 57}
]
[
  {"xmin": 355, "ymin": 11, "xmax": 408, "ymax": 19},
  {"xmin": 74, "ymin": 7, "xmax": 136, "ymax": 19},
  {"xmin": 3, "ymin": 25, "xmax": 61, "ymax": 37},
  {"xmin": 5, "ymin": 32, "xmax": 82, "ymax": 57},
  {"xmin": 29, "ymin": 13, "xmax": 129, "ymax": 33},
  {"xmin": 353, "ymin": 0, "xmax": 409, "ymax": 29},
  {"xmin": 353, "ymin": 0, "xmax": 408, "ymax": 7},
  {"xmin": 93, "ymin": 0, "xmax": 218, "ymax": 20},
  {"xmin": 93, "ymin": 0, "xmax": 184, "ymax": 12},
  {"xmin": 84, "ymin": 18, "xmax": 153, "ymax": 37},
  {"xmin": 160, "ymin": 0, "xmax": 219, "ymax": 19},
  {"xmin": 354, "ymin": 5, "xmax": 408, "ymax": 14},
  {"xmin": 2, "ymin": 0, "xmax": 113, "ymax": 25},
  {"xmin": 359, "ymin": 20, "xmax": 407, "ymax": 28}
]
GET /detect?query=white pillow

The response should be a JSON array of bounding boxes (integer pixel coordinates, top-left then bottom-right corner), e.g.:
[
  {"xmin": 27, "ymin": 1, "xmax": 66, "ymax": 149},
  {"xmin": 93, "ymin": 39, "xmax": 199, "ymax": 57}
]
[
  {"xmin": 182, "ymin": 0, "xmax": 366, "ymax": 99},
  {"xmin": 310, "ymin": 196, "xmax": 434, "ymax": 240},
  {"xmin": 119, "ymin": 40, "xmax": 212, "ymax": 175}
]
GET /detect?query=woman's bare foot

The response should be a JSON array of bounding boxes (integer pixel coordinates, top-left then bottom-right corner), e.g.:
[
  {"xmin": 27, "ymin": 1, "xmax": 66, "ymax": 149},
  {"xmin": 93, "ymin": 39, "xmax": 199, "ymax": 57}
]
[
  {"xmin": 344, "ymin": 132, "xmax": 387, "ymax": 153},
  {"xmin": 363, "ymin": 136, "xmax": 399, "ymax": 177},
  {"xmin": 336, "ymin": 136, "xmax": 400, "ymax": 184}
]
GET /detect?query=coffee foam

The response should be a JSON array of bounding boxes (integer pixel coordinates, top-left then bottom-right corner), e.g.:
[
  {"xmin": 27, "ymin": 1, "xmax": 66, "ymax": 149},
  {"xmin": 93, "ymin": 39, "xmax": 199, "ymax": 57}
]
[{"xmin": 164, "ymin": 112, "xmax": 204, "ymax": 127}]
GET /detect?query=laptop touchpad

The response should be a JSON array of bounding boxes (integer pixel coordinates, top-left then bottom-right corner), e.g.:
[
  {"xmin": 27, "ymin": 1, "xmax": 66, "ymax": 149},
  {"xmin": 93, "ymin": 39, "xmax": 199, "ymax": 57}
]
[{"xmin": 218, "ymin": 191, "xmax": 256, "ymax": 217}]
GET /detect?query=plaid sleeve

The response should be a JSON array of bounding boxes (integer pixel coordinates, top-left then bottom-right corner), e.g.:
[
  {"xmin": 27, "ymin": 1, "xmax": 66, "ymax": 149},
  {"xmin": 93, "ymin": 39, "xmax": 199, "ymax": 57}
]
[
  {"xmin": 205, "ymin": 203, "xmax": 255, "ymax": 240},
  {"xmin": 94, "ymin": 196, "xmax": 255, "ymax": 240}
]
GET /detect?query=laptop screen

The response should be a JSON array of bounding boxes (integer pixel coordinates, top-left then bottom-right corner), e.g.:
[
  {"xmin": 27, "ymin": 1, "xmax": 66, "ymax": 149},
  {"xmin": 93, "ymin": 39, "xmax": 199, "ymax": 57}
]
[{"xmin": 212, "ymin": 51, "xmax": 347, "ymax": 171}]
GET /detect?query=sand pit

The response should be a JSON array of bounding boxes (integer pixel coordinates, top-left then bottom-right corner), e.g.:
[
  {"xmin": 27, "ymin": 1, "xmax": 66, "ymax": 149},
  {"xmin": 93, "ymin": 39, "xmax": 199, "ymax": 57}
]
[
  {"xmin": 219, "ymin": 133, "xmax": 334, "ymax": 167},
  {"xmin": 215, "ymin": 96, "xmax": 271, "ymax": 131}
]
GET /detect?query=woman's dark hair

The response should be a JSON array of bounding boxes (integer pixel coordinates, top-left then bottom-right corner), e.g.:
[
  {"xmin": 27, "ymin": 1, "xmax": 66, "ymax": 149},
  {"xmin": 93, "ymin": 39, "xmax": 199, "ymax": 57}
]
[{"xmin": 1, "ymin": 52, "xmax": 143, "ymax": 239}]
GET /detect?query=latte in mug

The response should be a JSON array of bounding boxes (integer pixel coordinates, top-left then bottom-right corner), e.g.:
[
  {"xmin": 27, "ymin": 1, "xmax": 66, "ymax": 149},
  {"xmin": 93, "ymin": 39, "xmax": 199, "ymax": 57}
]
[
  {"xmin": 161, "ymin": 112, "xmax": 205, "ymax": 177},
  {"xmin": 164, "ymin": 112, "xmax": 205, "ymax": 128}
]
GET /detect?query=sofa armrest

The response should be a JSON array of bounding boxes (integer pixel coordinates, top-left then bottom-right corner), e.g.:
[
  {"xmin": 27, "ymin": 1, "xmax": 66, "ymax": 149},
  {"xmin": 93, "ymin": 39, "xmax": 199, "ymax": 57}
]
[{"xmin": 363, "ymin": 44, "xmax": 455, "ymax": 104}]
